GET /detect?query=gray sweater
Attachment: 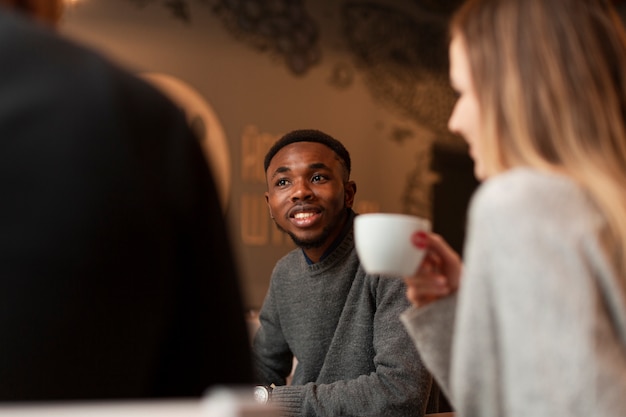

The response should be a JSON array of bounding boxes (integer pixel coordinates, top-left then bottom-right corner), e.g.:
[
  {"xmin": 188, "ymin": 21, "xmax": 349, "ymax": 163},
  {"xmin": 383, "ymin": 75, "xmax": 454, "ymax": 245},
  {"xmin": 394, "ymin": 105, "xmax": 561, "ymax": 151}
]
[
  {"xmin": 401, "ymin": 168, "xmax": 626, "ymax": 417},
  {"xmin": 254, "ymin": 211, "xmax": 433, "ymax": 417}
]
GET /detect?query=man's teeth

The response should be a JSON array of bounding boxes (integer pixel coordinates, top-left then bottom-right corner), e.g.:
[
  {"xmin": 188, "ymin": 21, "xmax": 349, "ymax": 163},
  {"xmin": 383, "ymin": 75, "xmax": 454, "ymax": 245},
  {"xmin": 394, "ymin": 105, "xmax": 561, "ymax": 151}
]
[{"xmin": 294, "ymin": 212, "xmax": 314, "ymax": 219}]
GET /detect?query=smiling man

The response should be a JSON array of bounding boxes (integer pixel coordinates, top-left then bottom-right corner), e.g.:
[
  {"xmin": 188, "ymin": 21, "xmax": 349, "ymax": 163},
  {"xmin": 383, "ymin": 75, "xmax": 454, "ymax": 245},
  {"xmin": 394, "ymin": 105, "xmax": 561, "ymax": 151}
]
[{"xmin": 252, "ymin": 129, "xmax": 435, "ymax": 417}]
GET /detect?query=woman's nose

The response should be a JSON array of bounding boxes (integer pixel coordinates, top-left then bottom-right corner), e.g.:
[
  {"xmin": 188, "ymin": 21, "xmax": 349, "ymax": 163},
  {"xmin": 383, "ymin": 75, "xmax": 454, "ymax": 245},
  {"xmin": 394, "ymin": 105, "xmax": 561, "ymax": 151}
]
[{"xmin": 448, "ymin": 106, "xmax": 459, "ymax": 135}]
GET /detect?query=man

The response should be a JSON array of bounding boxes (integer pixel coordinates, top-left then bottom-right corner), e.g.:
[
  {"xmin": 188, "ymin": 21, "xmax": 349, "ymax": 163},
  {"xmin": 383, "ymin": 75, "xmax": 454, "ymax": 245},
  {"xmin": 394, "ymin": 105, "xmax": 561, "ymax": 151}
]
[
  {"xmin": 0, "ymin": 5, "xmax": 252, "ymax": 401},
  {"xmin": 253, "ymin": 129, "xmax": 435, "ymax": 416}
]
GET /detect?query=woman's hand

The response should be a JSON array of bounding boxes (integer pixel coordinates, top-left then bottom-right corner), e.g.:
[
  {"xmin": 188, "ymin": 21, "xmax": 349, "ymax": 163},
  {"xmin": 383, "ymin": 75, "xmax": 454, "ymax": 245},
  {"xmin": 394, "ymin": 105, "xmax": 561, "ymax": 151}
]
[{"xmin": 404, "ymin": 232, "xmax": 463, "ymax": 308}]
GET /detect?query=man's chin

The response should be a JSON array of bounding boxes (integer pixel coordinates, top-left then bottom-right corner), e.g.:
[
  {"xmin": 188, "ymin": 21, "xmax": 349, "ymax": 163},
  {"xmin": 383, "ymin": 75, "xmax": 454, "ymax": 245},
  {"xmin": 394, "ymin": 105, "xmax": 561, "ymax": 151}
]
[
  {"xmin": 288, "ymin": 233, "xmax": 326, "ymax": 250},
  {"xmin": 274, "ymin": 221, "xmax": 331, "ymax": 250}
]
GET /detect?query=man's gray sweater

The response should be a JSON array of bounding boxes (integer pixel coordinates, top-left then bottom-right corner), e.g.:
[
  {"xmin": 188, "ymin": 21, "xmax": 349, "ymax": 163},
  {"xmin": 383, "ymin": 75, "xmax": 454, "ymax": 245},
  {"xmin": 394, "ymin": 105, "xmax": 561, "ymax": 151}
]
[{"xmin": 254, "ymin": 211, "xmax": 433, "ymax": 417}]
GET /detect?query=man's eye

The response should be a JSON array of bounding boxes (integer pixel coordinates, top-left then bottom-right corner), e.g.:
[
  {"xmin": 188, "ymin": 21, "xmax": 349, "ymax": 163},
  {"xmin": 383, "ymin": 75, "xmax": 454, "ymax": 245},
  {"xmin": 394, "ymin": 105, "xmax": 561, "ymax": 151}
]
[
  {"xmin": 276, "ymin": 179, "xmax": 288, "ymax": 187},
  {"xmin": 312, "ymin": 174, "xmax": 324, "ymax": 183}
]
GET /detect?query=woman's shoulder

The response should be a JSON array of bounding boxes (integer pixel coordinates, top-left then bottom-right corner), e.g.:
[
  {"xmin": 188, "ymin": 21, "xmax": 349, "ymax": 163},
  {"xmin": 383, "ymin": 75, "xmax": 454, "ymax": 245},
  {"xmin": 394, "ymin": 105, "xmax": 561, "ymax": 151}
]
[
  {"xmin": 473, "ymin": 168, "xmax": 582, "ymax": 210},
  {"xmin": 469, "ymin": 168, "xmax": 600, "ymax": 234}
]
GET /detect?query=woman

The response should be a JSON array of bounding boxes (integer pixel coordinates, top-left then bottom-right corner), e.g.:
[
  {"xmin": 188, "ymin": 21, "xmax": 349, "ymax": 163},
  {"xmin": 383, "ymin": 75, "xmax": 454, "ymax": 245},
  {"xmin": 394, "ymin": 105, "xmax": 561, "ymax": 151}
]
[{"xmin": 401, "ymin": 0, "xmax": 626, "ymax": 416}]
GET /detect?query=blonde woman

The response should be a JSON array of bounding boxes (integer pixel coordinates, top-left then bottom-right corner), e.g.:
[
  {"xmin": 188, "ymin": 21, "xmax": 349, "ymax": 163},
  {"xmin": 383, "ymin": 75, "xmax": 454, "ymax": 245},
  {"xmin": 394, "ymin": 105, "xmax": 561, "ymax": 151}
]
[{"xmin": 401, "ymin": 0, "xmax": 626, "ymax": 416}]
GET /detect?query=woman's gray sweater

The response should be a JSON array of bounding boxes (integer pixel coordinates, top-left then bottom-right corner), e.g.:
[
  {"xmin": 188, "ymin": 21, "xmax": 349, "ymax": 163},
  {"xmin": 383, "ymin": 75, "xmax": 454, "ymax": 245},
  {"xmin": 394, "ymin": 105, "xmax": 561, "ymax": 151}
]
[
  {"xmin": 401, "ymin": 168, "xmax": 626, "ymax": 417},
  {"xmin": 254, "ymin": 212, "xmax": 433, "ymax": 417}
]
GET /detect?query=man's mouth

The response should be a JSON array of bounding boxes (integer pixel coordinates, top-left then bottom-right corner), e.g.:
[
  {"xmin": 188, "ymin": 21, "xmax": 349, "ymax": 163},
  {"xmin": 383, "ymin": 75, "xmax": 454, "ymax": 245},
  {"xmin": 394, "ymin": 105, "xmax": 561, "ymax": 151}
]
[
  {"xmin": 293, "ymin": 212, "xmax": 315, "ymax": 220},
  {"xmin": 289, "ymin": 208, "xmax": 321, "ymax": 227}
]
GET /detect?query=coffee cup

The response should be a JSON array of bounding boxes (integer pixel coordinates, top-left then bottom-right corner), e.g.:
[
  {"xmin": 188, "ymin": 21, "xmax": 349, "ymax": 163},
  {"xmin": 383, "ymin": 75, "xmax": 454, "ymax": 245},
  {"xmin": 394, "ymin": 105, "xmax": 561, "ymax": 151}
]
[{"xmin": 354, "ymin": 213, "xmax": 431, "ymax": 276}]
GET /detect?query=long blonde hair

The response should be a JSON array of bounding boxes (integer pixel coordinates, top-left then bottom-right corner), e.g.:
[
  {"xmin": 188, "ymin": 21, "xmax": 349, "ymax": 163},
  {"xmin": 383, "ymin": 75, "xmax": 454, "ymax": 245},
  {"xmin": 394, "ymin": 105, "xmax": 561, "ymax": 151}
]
[{"xmin": 451, "ymin": 0, "xmax": 626, "ymax": 276}]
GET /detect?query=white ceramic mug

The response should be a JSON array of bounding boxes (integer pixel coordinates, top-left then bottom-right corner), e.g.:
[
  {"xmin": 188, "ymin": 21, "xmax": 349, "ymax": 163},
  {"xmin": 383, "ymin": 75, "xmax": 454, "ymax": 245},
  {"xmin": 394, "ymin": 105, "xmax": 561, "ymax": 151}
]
[{"xmin": 354, "ymin": 213, "xmax": 431, "ymax": 276}]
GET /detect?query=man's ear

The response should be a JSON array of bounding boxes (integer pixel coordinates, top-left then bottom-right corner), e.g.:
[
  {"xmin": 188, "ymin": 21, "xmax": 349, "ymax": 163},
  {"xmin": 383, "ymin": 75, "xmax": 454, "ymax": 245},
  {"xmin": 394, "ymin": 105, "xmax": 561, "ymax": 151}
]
[
  {"xmin": 344, "ymin": 180, "xmax": 357, "ymax": 208},
  {"xmin": 265, "ymin": 192, "xmax": 274, "ymax": 219}
]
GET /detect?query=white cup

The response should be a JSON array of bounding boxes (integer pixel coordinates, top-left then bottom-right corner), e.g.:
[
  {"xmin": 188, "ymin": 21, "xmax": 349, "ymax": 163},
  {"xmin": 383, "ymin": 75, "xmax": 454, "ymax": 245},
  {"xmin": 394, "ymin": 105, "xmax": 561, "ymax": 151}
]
[{"xmin": 354, "ymin": 213, "xmax": 431, "ymax": 276}]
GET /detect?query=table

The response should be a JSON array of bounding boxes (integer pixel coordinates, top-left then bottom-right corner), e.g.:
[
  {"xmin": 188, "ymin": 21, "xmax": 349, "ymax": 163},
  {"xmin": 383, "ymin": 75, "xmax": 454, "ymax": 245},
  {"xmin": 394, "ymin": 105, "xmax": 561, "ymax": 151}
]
[
  {"xmin": 0, "ymin": 396, "xmax": 454, "ymax": 416},
  {"xmin": 0, "ymin": 400, "xmax": 203, "ymax": 417},
  {"xmin": 0, "ymin": 389, "xmax": 279, "ymax": 416}
]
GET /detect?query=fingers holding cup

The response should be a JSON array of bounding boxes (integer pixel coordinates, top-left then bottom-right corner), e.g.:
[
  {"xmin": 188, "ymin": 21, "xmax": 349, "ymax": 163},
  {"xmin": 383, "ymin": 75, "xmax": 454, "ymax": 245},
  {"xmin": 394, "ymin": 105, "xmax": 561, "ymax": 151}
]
[{"xmin": 404, "ymin": 232, "xmax": 462, "ymax": 308}]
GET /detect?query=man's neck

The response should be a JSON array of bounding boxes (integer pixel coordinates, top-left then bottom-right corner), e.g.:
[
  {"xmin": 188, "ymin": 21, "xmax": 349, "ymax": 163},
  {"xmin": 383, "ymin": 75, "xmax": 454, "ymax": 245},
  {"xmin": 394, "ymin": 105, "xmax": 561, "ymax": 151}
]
[{"xmin": 302, "ymin": 209, "xmax": 353, "ymax": 264}]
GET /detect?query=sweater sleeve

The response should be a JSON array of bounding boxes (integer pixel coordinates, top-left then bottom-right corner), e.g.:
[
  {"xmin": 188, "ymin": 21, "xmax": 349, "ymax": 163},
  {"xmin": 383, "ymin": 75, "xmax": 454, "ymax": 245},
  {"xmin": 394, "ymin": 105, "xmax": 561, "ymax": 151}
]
[
  {"xmin": 253, "ymin": 272, "xmax": 296, "ymax": 386},
  {"xmin": 400, "ymin": 294, "xmax": 457, "ymax": 403}
]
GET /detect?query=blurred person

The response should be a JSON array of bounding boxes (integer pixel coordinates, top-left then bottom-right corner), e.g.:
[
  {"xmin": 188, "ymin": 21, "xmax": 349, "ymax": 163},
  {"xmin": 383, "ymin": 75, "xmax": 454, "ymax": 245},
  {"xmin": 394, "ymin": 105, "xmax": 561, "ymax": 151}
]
[
  {"xmin": 0, "ymin": 5, "xmax": 253, "ymax": 401},
  {"xmin": 253, "ymin": 129, "xmax": 435, "ymax": 416},
  {"xmin": 0, "ymin": 0, "xmax": 64, "ymax": 25},
  {"xmin": 400, "ymin": 0, "xmax": 626, "ymax": 416}
]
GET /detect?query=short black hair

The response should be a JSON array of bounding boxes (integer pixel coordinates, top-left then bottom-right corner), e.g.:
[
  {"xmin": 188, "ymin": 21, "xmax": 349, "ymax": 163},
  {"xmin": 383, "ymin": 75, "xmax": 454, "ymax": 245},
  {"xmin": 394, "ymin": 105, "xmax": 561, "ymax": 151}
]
[{"xmin": 263, "ymin": 129, "xmax": 351, "ymax": 176}]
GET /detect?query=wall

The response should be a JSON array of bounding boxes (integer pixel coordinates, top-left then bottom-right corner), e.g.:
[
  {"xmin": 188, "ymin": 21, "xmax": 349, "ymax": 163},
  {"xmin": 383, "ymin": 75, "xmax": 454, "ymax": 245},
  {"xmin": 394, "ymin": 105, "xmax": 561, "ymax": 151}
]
[{"xmin": 60, "ymin": 0, "xmax": 475, "ymax": 309}]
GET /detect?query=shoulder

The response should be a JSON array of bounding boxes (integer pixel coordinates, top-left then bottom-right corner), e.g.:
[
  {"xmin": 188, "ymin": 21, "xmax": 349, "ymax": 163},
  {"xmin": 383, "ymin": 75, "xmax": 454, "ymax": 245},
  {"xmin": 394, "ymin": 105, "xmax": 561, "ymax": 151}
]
[
  {"xmin": 469, "ymin": 168, "xmax": 599, "ymax": 237},
  {"xmin": 472, "ymin": 168, "xmax": 581, "ymax": 210},
  {"xmin": 0, "ymin": 11, "xmax": 175, "ymax": 118},
  {"xmin": 361, "ymin": 270, "xmax": 411, "ymax": 309},
  {"xmin": 270, "ymin": 249, "xmax": 306, "ymax": 281}
]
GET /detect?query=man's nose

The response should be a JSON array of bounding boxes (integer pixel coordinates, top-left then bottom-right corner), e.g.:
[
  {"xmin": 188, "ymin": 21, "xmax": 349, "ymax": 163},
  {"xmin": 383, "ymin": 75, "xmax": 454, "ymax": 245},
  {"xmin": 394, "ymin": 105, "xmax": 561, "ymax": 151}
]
[{"xmin": 291, "ymin": 180, "xmax": 313, "ymax": 202}]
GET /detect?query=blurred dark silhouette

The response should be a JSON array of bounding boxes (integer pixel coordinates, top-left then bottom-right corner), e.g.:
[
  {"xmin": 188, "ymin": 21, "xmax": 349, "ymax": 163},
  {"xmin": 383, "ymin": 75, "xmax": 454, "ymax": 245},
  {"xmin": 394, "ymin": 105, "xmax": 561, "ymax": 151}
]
[
  {"xmin": 0, "ymin": 0, "xmax": 63, "ymax": 26},
  {"xmin": 430, "ymin": 142, "xmax": 479, "ymax": 256},
  {"xmin": 0, "ymin": 5, "xmax": 253, "ymax": 401}
]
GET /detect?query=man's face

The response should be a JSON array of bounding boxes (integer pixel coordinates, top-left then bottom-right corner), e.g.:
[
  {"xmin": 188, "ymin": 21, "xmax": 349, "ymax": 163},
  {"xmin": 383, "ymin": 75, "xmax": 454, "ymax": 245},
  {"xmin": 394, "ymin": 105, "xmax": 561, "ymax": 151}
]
[{"xmin": 265, "ymin": 141, "xmax": 356, "ymax": 261}]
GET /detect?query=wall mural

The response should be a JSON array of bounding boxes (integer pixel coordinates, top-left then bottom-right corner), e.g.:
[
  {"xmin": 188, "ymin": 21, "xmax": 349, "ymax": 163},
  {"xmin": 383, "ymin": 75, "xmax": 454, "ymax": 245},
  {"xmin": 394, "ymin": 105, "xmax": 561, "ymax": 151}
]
[
  {"xmin": 126, "ymin": 0, "xmax": 459, "ymax": 136},
  {"xmin": 127, "ymin": 0, "xmax": 321, "ymax": 76},
  {"xmin": 126, "ymin": 0, "xmax": 472, "ymax": 249},
  {"xmin": 342, "ymin": 2, "xmax": 457, "ymax": 139}
]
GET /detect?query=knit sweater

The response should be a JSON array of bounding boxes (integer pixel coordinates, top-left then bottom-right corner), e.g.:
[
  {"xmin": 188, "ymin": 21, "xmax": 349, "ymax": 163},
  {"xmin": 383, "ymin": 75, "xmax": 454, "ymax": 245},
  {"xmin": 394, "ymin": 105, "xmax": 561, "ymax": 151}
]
[
  {"xmin": 401, "ymin": 168, "xmax": 626, "ymax": 417},
  {"xmin": 253, "ymin": 211, "xmax": 433, "ymax": 417}
]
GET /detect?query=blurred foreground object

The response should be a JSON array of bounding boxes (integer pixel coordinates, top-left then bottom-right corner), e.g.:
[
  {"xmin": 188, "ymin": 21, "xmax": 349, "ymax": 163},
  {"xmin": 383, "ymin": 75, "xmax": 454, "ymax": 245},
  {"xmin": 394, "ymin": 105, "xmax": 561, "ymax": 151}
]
[
  {"xmin": 0, "ymin": 0, "xmax": 64, "ymax": 25},
  {"xmin": 0, "ymin": 389, "xmax": 281, "ymax": 416},
  {"xmin": 0, "ymin": 7, "xmax": 252, "ymax": 401}
]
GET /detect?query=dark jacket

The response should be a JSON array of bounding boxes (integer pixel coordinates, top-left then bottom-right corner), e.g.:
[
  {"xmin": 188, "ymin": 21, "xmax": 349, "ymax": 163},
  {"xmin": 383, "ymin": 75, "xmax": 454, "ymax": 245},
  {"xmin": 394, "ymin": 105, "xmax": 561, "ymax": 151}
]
[{"xmin": 0, "ymin": 8, "xmax": 252, "ymax": 401}]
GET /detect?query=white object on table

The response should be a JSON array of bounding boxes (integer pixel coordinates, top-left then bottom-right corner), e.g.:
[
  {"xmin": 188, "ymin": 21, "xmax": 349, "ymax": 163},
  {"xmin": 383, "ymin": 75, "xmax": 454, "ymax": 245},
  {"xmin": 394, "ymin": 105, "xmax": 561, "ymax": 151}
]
[{"xmin": 0, "ymin": 387, "xmax": 280, "ymax": 417}]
